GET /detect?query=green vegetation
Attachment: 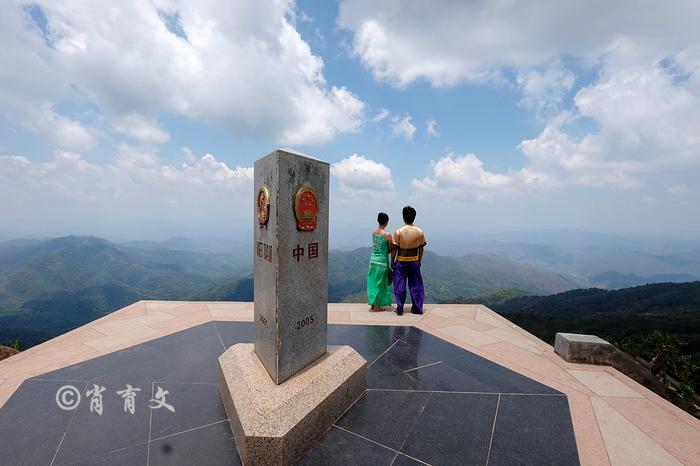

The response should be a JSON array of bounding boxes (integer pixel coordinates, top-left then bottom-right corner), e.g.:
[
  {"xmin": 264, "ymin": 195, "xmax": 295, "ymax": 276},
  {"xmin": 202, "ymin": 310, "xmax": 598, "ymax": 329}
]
[
  {"xmin": 323, "ymin": 248, "xmax": 576, "ymax": 304},
  {"xmin": 613, "ymin": 331, "xmax": 699, "ymax": 395},
  {"xmin": 0, "ymin": 237, "xmax": 577, "ymax": 347},
  {"xmin": 441, "ymin": 287, "xmax": 533, "ymax": 306},
  {"xmin": 481, "ymin": 282, "xmax": 700, "ymax": 393},
  {"xmin": 7, "ymin": 339, "xmax": 21, "ymax": 351},
  {"xmin": 189, "ymin": 248, "xmax": 576, "ymax": 304},
  {"xmin": 0, "ymin": 236, "xmax": 249, "ymax": 346},
  {"xmin": 6, "ymin": 233, "xmax": 699, "ymax": 397}
]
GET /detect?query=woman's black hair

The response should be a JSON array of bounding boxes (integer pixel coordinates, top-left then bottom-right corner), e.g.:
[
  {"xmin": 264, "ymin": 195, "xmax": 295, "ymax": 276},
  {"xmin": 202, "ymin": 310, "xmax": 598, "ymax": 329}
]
[
  {"xmin": 402, "ymin": 206, "xmax": 417, "ymax": 224},
  {"xmin": 377, "ymin": 212, "xmax": 389, "ymax": 225}
]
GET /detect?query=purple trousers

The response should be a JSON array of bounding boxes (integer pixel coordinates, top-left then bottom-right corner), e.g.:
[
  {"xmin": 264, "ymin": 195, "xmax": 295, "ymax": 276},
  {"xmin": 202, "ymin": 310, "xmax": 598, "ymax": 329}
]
[{"xmin": 393, "ymin": 261, "xmax": 424, "ymax": 312}]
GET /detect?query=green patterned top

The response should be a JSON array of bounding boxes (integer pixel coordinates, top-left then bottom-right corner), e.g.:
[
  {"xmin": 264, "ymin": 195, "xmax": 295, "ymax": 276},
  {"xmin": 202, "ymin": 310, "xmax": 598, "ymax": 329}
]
[{"xmin": 370, "ymin": 233, "xmax": 390, "ymax": 267}]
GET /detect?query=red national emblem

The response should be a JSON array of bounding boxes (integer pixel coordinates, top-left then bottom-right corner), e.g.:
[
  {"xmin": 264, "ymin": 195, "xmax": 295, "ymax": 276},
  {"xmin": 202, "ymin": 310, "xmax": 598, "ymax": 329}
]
[
  {"xmin": 257, "ymin": 185, "xmax": 270, "ymax": 227},
  {"xmin": 294, "ymin": 186, "xmax": 318, "ymax": 232}
]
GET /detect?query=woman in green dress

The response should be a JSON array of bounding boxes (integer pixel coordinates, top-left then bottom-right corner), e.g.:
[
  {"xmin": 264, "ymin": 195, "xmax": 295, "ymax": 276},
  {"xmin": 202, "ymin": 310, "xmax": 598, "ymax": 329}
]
[{"xmin": 367, "ymin": 212, "xmax": 393, "ymax": 311}]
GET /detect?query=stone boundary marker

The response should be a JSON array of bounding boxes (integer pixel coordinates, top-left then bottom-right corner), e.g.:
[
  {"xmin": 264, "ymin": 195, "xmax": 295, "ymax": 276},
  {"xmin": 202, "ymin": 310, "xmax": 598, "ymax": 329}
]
[
  {"xmin": 219, "ymin": 149, "xmax": 367, "ymax": 465},
  {"xmin": 253, "ymin": 149, "xmax": 330, "ymax": 385}
]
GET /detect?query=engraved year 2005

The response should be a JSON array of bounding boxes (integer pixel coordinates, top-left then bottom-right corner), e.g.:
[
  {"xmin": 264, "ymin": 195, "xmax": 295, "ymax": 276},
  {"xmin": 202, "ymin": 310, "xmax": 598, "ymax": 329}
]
[{"xmin": 295, "ymin": 315, "xmax": 314, "ymax": 330}]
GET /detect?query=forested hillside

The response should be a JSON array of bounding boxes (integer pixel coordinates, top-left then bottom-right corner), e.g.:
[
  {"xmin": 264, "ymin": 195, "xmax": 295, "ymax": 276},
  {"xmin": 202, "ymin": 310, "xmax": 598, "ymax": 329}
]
[
  {"xmin": 486, "ymin": 282, "xmax": 700, "ymax": 366},
  {"xmin": 0, "ymin": 236, "xmax": 249, "ymax": 346},
  {"xmin": 198, "ymin": 247, "xmax": 579, "ymax": 302},
  {"xmin": 0, "ymin": 238, "xmax": 577, "ymax": 346}
]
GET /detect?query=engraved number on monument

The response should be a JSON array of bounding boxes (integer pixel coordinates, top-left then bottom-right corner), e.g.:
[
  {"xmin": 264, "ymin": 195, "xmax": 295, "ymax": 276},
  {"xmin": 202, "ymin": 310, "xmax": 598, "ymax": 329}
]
[
  {"xmin": 259, "ymin": 314, "xmax": 268, "ymax": 328},
  {"xmin": 295, "ymin": 315, "xmax": 314, "ymax": 330}
]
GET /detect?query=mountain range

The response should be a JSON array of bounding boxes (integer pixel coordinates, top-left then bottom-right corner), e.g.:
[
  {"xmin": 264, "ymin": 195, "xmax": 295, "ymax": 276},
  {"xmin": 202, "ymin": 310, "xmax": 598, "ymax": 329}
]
[
  {"xmin": 198, "ymin": 247, "xmax": 578, "ymax": 303},
  {"xmin": 0, "ymin": 236, "xmax": 575, "ymax": 346},
  {"xmin": 0, "ymin": 236, "xmax": 249, "ymax": 346}
]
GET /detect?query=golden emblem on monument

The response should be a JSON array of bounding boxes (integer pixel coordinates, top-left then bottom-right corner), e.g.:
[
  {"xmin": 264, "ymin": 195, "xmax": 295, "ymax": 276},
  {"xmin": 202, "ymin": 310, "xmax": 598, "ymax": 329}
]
[
  {"xmin": 294, "ymin": 186, "xmax": 318, "ymax": 232},
  {"xmin": 257, "ymin": 185, "xmax": 270, "ymax": 227}
]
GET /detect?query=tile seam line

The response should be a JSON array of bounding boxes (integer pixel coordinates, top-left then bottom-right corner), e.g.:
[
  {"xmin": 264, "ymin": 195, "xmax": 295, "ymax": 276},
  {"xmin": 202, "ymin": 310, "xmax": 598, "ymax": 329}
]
[
  {"xmin": 368, "ymin": 339, "xmax": 401, "ymax": 368},
  {"xmin": 152, "ymin": 381, "xmax": 219, "ymax": 386},
  {"xmin": 333, "ymin": 425, "xmax": 432, "ymax": 466},
  {"xmin": 588, "ymin": 396, "xmax": 625, "ymax": 466},
  {"xmin": 451, "ymin": 349, "xmax": 596, "ymax": 395},
  {"xmin": 333, "ymin": 389, "xmax": 368, "ymax": 428},
  {"xmin": 596, "ymin": 396, "xmax": 689, "ymax": 465},
  {"xmin": 149, "ymin": 418, "xmax": 229, "ymax": 443},
  {"xmin": 68, "ymin": 440, "xmax": 150, "ymax": 464},
  {"xmin": 601, "ymin": 369, "xmax": 700, "ymax": 432},
  {"xmin": 389, "ymin": 451, "xmax": 400, "ymax": 466},
  {"xmin": 396, "ymin": 391, "xmax": 434, "ymax": 462},
  {"xmin": 366, "ymin": 388, "xmax": 566, "ymax": 396},
  {"xmin": 333, "ymin": 425, "xmax": 400, "ymax": 454},
  {"xmin": 4, "ymin": 320, "xmax": 212, "ymax": 381},
  {"xmin": 146, "ymin": 382, "xmax": 154, "ymax": 466},
  {"xmin": 213, "ymin": 321, "xmax": 226, "ymax": 351},
  {"xmin": 484, "ymin": 393, "xmax": 501, "ymax": 466},
  {"xmin": 396, "ymin": 452, "xmax": 432, "ymax": 466},
  {"xmin": 608, "ymin": 388, "xmax": 700, "ymax": 433},
  {"xmin": 50, "ymin": 380, "xmax": 87, "ymax": 466},
  {"xmin": 29, "ymin": 378, "xmax": 90, "ymax": 383},
  {"xmin": 404, "ymin": 361, "xmax": 443, "ymax": 373}
]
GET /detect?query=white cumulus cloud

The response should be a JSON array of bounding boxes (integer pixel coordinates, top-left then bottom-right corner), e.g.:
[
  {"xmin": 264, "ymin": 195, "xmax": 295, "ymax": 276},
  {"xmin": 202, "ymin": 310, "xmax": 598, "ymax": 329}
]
[
  {"xmin": 412, "ymin": 153, "xmax": 523, "ymax": 201},
  {"xmin": 339, "ymin": 2, "xmax": 700, "ymax": 197},
  {"xmin": 339, "ymin": 0, "xmax": 700, "ymax": 88},
  {"xmin": 112, "ymin": 113, "xmax": 170, "ymax": 144},
  {"xmin": 0, "ymin": 146, "xmax": 253, "ymax": 232},
  {"xmin": 426, "ymin": 119, "xmax": 438, "ymax": 138},
  {"xmin": 21, "ymin": 105, "xmax": 98, "ymax": 152},
  {"xmin": 340, "ymin": 0, "xmax": 700, "ymax": 195},
  {"xmin": 331, "ymin": 154, "xmax": 395, "ymax": 199},
  {"xmin": 517, "ymin": 62, "xmax": 575, "ymax": 118},
  {"xmin": 390, "ymin": 114, "xmax": 416, "ymax": 141},
  {"xmin": 372, "ymin": 108, "xmax": 390, "ymax": 123},
  {"xmin": 1, "ymin": 0, "xmax": 365, "ymax": 147}
]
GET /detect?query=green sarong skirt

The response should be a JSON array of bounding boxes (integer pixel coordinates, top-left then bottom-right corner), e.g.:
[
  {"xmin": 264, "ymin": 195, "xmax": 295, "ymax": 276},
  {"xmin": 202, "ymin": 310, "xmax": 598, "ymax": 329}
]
[{"xmin": 367, "ymin": 234, "xmax": 392, "ymax": 306}]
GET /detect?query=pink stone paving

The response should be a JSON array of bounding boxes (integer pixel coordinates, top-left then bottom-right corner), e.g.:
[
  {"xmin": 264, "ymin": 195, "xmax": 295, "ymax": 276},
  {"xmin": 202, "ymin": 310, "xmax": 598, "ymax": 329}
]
[{"xmin": 1, "ymin": 300, "xmax": 698, "ymax": 465}]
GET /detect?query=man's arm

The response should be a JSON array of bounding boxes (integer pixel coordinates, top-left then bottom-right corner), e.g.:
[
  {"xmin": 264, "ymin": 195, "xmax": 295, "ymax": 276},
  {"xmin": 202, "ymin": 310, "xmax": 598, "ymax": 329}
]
[{"xmin": 418, "ymin": 231, "xmax": 426, "ymax": 264}]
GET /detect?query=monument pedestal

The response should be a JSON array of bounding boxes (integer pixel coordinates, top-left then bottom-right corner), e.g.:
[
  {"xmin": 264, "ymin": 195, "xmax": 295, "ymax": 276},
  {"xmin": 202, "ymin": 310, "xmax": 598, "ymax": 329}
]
[{"xmin": 219, "ymin": 344, "xmax": 367, "ymax": 465}]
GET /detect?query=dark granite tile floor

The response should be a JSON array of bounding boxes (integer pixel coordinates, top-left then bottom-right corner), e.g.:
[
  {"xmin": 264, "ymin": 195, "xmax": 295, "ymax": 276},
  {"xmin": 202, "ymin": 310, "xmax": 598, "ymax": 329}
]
[{"xmin": 0, "ymin": 322, "xmax": 579, "ymax": 465}]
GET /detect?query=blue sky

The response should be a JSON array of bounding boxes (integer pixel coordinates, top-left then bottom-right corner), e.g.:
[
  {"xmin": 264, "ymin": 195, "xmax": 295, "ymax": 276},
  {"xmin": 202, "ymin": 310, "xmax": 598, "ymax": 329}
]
[{"xmin": 1, "ymin": 1, "xmax": 699, "ymax": 243}]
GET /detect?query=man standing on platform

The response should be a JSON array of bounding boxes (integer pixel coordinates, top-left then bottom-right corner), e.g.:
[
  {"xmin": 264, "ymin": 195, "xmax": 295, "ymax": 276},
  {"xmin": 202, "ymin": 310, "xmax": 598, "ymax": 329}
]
[{"xmin": 392, "ymin": 205, "xmax": 426, "ymax": 315}]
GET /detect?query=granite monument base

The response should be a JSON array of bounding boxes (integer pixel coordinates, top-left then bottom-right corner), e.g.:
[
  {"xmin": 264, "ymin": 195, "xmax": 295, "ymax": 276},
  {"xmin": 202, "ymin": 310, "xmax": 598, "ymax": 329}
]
[{"xmin": 219, "ymin": 344, "xmax": 367, "ymax": 465}]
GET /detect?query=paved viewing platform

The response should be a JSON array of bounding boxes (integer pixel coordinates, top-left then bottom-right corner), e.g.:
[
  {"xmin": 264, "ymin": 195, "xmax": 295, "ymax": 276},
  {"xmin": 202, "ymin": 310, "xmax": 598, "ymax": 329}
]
[{"xmin": 1, "ymin": 301, "xmax": 698, "ymax": 465}]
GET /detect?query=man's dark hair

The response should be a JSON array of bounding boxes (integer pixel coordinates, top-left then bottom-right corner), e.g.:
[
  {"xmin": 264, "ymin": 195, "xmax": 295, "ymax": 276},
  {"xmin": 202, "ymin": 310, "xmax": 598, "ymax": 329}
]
[
  {"xmin": 402, "ymin": 206, "xmax": 416, "ymax": 224},
  {"xmin": 377, "ymin": 212, "xmax": 389, "ymax": 225}
]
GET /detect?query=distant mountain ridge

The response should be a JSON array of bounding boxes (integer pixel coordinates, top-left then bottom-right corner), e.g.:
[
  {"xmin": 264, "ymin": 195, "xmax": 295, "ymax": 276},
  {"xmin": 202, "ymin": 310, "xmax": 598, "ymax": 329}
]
[
  {"xmin": 493, "ymin": 281, "xmax": 700, "ymax": 315},
  {"xmin": 590, "ymin": 271, "xmax": 699, "ymax": 289},
  {"xmin": 0, "ymin": 236, "xmax": 250, "ymax": 346},
  {"xmin": 198, "ymin": 247, "xmax": 579, "ymax": 303},
  {"xmin": 0, "ymin": 236, "xmax": 577, "ymax": 346},
  {"xmin": 438, "ymin": 239, "xmax": 700, "ymax": 289}
]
